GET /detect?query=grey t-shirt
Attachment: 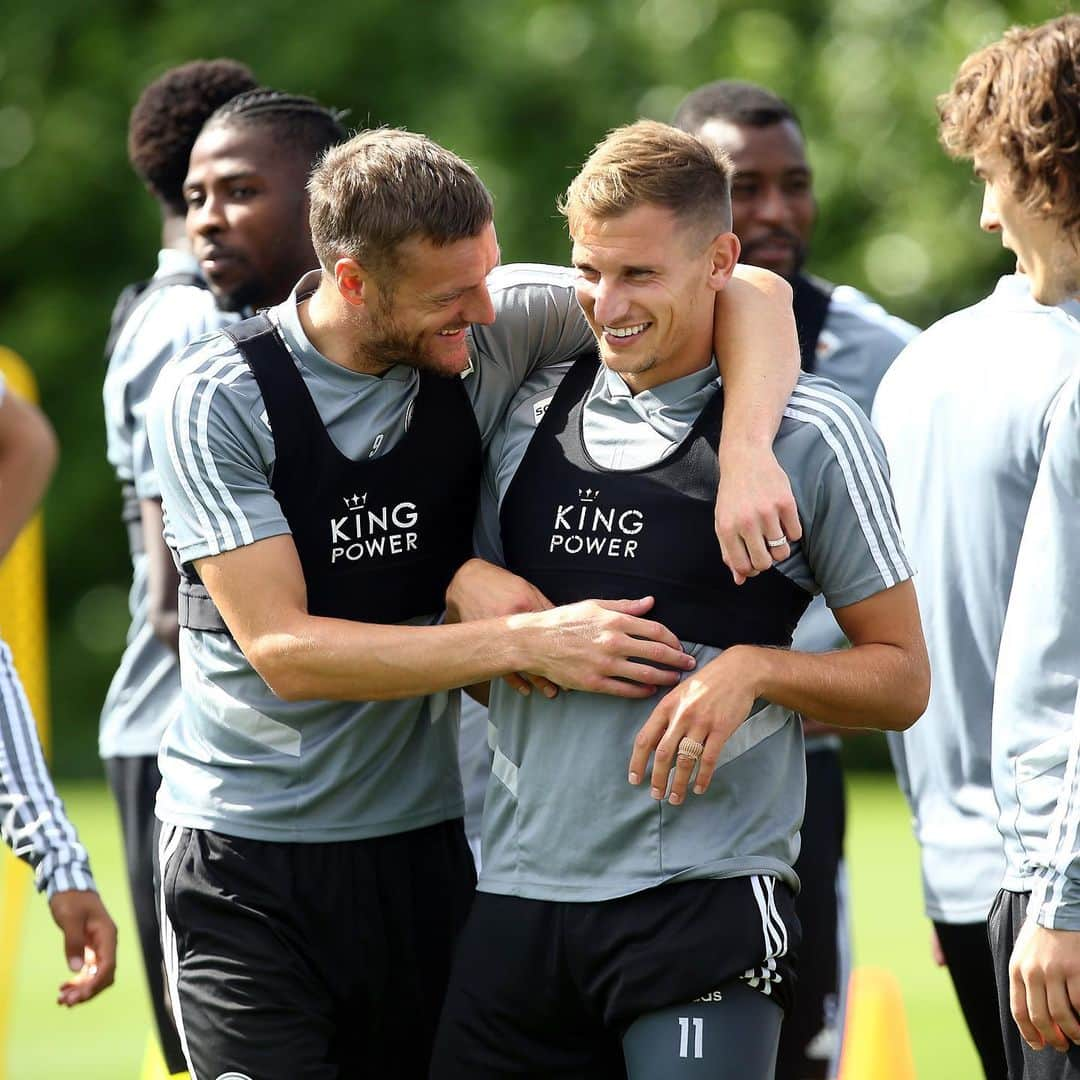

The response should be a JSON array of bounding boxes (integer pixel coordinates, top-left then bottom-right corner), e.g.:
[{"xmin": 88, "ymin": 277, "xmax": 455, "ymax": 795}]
[
  {"xmin": 100, "ymin": 249, "xmax": 238, "ymax": 759},
  {"xmin": 475, "ymin": 362, "xmax": 912, "ymax": 902},
  {"xmin": 994, "ymin": 363, "xmax": 1080, "ymax": 929},
  {"xmin": 146, "ymin": 265, "xmax": 593, "ymax": 842},
  {"xmin": 792, "ymin": 284, "xmax": 917, "ymax": 701},
  {"xmin": 873, "ymin": 275, "xmax": 1080, "ymax": 923}
]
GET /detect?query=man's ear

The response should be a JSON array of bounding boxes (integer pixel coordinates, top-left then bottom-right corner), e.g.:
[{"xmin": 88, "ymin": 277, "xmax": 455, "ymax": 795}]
[
  {"xmin": 708, "ymin": 232, "xmax": 741, "ymax": 291},
  {"xmin": 334, "ymin": 257, "xmax": 371, "ymax": 308}
]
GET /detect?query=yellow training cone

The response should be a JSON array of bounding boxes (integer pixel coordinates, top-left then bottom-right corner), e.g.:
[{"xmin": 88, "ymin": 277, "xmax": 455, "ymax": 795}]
[{"xmin": 838, "ymin": 966, "xmax": 917, "ymax": 1080}]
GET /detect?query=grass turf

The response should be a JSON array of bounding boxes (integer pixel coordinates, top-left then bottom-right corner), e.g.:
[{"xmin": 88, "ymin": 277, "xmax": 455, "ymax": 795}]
[{"xmin": 1, "ymin": 774, "xmax": 980, "ymax": 1078}]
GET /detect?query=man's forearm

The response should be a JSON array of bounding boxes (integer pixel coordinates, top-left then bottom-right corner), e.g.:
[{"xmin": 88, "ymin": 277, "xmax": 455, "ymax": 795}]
[
  {"xmin": 738, "ymin": 641, "xmax": 927, "ymax": 732},
  {"xmin": 243, "ymin": 599, "xmax": 689, "ymax": 704},
  {"xmin": 715, "ymin": 266, "xmax": 798, "ymax": 454},
  {"xmin": 249, "ymin": 612, "xmax": 526, "ymax": 702}
]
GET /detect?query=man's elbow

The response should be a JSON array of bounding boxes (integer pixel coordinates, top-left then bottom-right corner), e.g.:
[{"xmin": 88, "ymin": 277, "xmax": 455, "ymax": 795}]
[
  {"xmin": 244, "ymin": 633, "xmax": 315, "ymax": 703},
  {"xmin": 732, "ymin": 264, "xmax": 794, "ymax": 307},
  {"xmin": 885, "ymin": 648, "xmax": 931, "ymax": 731}
]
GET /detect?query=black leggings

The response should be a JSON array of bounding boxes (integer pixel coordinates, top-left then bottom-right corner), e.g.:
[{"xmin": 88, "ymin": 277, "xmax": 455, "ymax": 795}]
[{"xmin": 622, "ymin": 982, "xmax": 783, "ymax": 1079}]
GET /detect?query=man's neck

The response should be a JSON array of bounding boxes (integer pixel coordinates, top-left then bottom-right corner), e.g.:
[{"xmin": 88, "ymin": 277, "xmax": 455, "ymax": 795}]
[
  {"xmin": 160, "ymin": 213, "xmax": 190, "ymax": 252},
  {"xmin": 299, "ymin": 279, "xmax": 391, "ymax": 377}
]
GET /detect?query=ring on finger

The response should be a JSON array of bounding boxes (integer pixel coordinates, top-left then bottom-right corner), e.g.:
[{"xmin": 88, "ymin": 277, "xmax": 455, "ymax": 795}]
[
  {"xmin": 765, "ymin": 535, "xmax": 788, "ymax": 549},
  {"xmin": 677, "ymin": 736, "xmax": 704, "ymax": 762}
]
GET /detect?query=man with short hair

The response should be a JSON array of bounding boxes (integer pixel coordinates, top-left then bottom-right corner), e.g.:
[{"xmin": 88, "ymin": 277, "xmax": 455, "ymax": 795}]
[
  {"xmin": 430, "ymin": 119, "xmax": 927, "ymax": 1080},
  {"xmin": 147, "ymin": 124, "xmax": 805, "ymax": 1078},
  {"xmin": 102, "ymin": 58, "xmax": 257, "ymax": 1075},
  {"xmin": 872, "ymin": 16, "xmax": 1080, "ymax": 1079},
  {"xmin": 921, "ymin": 15, "xmax": 1080, "ymax": 1079},
  {"xmin": 673, "ymin": 79, "xmax": 917, "ymax": 1079}
]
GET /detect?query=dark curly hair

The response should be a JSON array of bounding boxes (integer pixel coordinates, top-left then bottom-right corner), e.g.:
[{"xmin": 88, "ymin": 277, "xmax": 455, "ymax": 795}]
[
  {"xmin": 938, "ymin": 14, "xmax": 1080, "ymax": 232},
  {"xmin": 128, "ymin": 59, "xmax": 257, "ymax": 216},
  {"xmin": 201, "ymin": 89, "xmax": 348, "ymax": 177}
]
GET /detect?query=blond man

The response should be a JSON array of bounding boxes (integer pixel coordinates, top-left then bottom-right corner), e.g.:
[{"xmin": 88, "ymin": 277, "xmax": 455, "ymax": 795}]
[{"xmin": 432, "ymin": 121, "xmax": 926, "ymax": 1080}]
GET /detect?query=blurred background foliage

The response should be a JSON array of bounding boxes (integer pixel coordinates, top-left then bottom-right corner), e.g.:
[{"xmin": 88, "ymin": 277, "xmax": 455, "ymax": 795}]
[{"xmin": 0, "ymin": 0, "xmax": 1066, "ymax": 776}]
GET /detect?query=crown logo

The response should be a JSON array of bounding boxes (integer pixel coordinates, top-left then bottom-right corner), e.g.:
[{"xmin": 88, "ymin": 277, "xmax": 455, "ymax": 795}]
[
  {"xmin": 343, "ymin": 493, "xmax": 367, "ymax": 511},
  {"xmin": 578, "ymin": 488, "xmax": 598, "ymax": 503}
]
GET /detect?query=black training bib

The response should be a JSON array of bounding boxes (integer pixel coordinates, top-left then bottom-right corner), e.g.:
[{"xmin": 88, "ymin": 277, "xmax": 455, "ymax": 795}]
[
  {"xmin": 178, "ymin": 312, "xmax": 481, "ymax": 630},
  {"xmin": 500, "ymin": 349, "xmax": 811, "ymax": 649}
]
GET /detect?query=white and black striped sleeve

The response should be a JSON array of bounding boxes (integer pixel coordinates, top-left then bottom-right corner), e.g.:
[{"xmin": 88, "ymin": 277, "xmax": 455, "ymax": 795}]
[
  {"xmin": 0, "ymin": 643, "xmax": 96, "ymax": 897},
  {"xmin": 146, "ymin": 342, "xmax": 290, "ymax": 565},
  {"xmin": 786, "ymin": 380, "xmax": 913, "ymax": 607}
]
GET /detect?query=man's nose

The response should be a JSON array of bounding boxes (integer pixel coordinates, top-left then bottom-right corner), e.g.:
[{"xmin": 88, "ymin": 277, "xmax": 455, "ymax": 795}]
[{"xmin": 979, "ymin": 185, "xmax": 1001, "ymax": 233}]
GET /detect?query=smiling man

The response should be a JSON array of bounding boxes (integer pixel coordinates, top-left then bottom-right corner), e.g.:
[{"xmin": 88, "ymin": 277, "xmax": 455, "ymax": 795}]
[
  {"xmin": 872, "ymin": 15, "xmax": 1080, "ymax": 1079},
  {"xmin": 146, "ymin": 124, "xmax": 808, "ymax": 1079},
  {"xmin": 431, "ymin": 120, "xmax": 927, "ymax": 1080}
]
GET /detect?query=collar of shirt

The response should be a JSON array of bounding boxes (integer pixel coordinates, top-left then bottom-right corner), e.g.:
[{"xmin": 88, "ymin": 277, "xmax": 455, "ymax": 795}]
[
  {"xmin": 271, "ymin": 270, "xmax": 418, "ymax": 392},
  {"xmin": 154, "ymin": 248, "xmax": 201, "ymax": 278},
  {"xmin": 588, "ymin": 358, "xmax": 721, "ymax": 442},
  {"xmin": 992, "ymin": 274, "xmax": 1080, "ymax": 322}
]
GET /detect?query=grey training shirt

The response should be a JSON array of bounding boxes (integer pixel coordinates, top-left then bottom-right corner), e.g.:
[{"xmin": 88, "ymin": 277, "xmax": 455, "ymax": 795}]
[
  {"xmin": 475, "ymin": 363, "xmax": 912, "ymax": 903},
  {"xmin": 994, "ymin": 361, "xmax": 1080, "ymax": 930},
  {"xmin": 873, "ymin": 276, "xmax": 1080, "ymax": 924},
  {"xmin": 100, "ymin": 249, "xmax": 238, "ymax": 759},
  {"xmin": 146, "ymin": 265, "xmax": 593, "ymax": 842},
  {"xmin": 792, "ymin": 284, "xmax": 917, "ymax": 669}
]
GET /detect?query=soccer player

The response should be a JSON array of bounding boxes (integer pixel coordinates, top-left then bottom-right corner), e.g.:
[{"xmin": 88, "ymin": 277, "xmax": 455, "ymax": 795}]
[
  {"xmin": 673, "ymin": 80, "xmax": 918, "ymax": 1078},
  {"xmin": 938, "ymin": 15, "xmax": 1080, "ymax": 1080},
  {"xmin": 0, "ymin": 369, "xmax": 116, "ymax": 1006},
  {"xmin": 874, "ymin": 16, "xmax": 1080, "ymax": 1079},
  {"xmin": 146, "ymin": 124, "xmax": 808, "ymax": 1077},
  {"xmin": 103, "ymin": 63, "xmax": 314, "ymax": 1075},
  {"xmin": 431, "ymin": 119, "xmax": 927, "ymax": 1080}
]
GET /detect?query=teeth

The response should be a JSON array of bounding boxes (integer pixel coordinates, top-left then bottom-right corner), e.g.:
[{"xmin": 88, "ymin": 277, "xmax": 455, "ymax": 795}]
[
  {"xmin": 439, "ymin": 327, "xmax": 464, "ymax": 336},
  {"xmin": 604, "ymin": 323, "xmax": 648, "ymax": 338}
]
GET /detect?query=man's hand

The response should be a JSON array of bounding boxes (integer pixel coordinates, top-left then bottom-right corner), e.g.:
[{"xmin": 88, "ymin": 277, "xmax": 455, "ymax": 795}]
[
  {"xmin": 1010, "ymin": 918, "xmax": 1080, "ymax": 1052},
  {"xmin": 512, "ymin": 596, "xmax": 694, "ymax": 699},
  {"xmin": 627, "ymin": 644, "xmax": 758, "ymax": 803},
  {"xmin": 48, "ymin": 889, "xmax": 117, "ymax": 1006},
  {"xmin": 446, "ymin": 559, "xmax": 558, "ymax": 697},
  {"xmin": 715, "ymin": 445, "xmax": 802, "ymax": 584}
]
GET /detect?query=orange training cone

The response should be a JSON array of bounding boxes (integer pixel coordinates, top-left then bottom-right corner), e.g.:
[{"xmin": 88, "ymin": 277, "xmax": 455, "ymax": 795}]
[{"xmin": 837, "ymin": 966, "xmax": 917, "ymax": 1080}]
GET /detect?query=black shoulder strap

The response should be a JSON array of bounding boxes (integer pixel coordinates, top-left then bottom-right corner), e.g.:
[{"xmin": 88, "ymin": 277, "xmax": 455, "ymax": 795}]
[
  {"xmin": 791, "ymin": 274, "xmax": 835, "ymax": 374},
  {"xmin": 104, "ymin": 271, "xmax": 208, "ymax": 366}
]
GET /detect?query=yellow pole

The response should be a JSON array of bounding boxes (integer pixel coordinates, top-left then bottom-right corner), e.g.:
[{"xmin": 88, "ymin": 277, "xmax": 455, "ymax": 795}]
[{"xmin": 0, "ymin": 347, "xmax": 51, "ymax": 1080}]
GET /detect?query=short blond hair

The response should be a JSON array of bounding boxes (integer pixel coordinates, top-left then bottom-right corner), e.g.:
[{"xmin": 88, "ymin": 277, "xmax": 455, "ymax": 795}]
[
  {"xmin": 308, "ymin": 127, "xmax": 494, "ymax": 280},
  {"xmin": 559, "ymin": 119, "xmax": 732, "ymax": 237},
  {"xmin": 938, "ymin": 14, "xmax": 1080, "ymax": 231}
]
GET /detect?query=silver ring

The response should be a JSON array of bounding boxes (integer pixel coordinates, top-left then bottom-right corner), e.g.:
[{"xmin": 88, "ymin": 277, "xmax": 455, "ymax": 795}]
[{"xmin": 765, "ymin": 535, "xmax": 788, "ymax": 549}]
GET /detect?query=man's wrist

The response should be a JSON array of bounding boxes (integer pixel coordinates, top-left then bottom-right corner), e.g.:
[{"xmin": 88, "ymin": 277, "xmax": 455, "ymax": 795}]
[
  {"xmin": 727, "ymin": 643, "xmax": 775, "ymax": 699},
  {"xmin": 718, "ymin": 430, "xmax": 774, "ymax": 457}
]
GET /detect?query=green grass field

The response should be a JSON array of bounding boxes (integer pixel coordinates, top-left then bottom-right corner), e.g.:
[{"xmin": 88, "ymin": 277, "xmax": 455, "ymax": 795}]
[{"xmin": 0, "ymin": 775, "xmax": 981, "ymax": 1079}]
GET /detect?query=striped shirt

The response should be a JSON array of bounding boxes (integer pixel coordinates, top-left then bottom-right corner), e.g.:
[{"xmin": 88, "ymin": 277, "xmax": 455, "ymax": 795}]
[
  {"xmin": 791, "ymin": 284, "xmax": 917, "ymax": 679},
  {"xmin": 994, "ymin": 361, "xmax": 1080, "ymax": 930},
  {"xmin": 100, "ymin": 249, "xmax": 237, "ymax": 759},
  {"xmin": 874, "ymin": 275, "xmax": 1080, "ymax": 924},
  {"xmin": 475, "ymin": 365, "xmax": 911, "ymax": 902},
  {"xmin": 0, "ymin": 642, "xmax": 95, "ymax": 896}
]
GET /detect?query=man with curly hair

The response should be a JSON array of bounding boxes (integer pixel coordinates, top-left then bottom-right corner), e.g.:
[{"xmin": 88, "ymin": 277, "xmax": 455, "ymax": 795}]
[
  {"xmin": 873, "ymin": 14, "xmax": 1080, "ymax": 1079},
  {"xmin": 102, "ymin": 58, "xmax": 256, "ymax": 1075}
]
